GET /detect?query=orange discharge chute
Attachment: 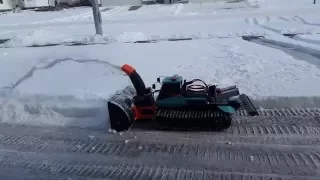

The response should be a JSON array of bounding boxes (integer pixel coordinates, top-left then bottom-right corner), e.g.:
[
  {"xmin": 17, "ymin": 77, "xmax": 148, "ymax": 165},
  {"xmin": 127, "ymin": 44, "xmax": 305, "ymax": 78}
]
[{"xmin": 121, "ymin": 64, "xmax": 136, "ymax": 76}]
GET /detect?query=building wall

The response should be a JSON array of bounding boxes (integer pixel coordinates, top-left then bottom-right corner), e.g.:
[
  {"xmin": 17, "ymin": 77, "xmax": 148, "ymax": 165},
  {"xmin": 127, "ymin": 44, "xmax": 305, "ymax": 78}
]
[
  {"xmin": 57, "ymin": 0, "xmax": 79, "ymax": 5},
  {"xmin": 22, "ymin": 0, "xmax": 55, "ymax": 8},
  {"xmin": 101, "ymin": 0, "xmax": 141, "ymax": 6},
  {"xmin": 0, "ymin": 0, "xmax": 14, "ymax": 10},
  {"xmin": 189, "ymin": 0, "xmax": 225, "ymax": 3}
]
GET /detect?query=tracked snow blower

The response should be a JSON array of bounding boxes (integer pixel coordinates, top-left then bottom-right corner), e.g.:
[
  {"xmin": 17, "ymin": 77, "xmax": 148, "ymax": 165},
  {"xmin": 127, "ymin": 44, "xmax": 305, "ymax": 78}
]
[{"xmin": 108, "ymin": 64, "xmax": 258, "ymax": 132}]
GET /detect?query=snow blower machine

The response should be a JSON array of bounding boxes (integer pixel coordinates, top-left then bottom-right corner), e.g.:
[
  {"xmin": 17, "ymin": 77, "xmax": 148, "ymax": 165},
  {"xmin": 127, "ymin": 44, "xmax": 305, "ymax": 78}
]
[{"xmin": 108, "ymin": 64, "xmax": 258, "ymax": 132}]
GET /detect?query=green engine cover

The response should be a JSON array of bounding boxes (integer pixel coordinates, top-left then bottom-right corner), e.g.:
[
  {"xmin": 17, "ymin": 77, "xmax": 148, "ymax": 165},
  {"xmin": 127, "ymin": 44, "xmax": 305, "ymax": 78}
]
[{"xmin": 155, "ymin": 75, "xmax": 237, "ymax": 114}]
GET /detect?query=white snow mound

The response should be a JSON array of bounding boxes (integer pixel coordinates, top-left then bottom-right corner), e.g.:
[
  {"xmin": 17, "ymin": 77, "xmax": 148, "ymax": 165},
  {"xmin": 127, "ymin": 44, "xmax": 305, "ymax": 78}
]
[
  {"xmin": 245, "ymin": 0, "xmax": 265, "ymax": 8},
  {"xmin": 2, "ymin": 30, "xmax": 73, "ymax": 47},
  {"xmin": 1, "ymin": 30, "xmax": 111, "ymax": 48},
  {"xmin": 0, "ymin": 91, "xmax": 110, "ymax": 130},
  {"xmin": 116, "ymin": 32, "xmax": 148, "ymax": 43}
]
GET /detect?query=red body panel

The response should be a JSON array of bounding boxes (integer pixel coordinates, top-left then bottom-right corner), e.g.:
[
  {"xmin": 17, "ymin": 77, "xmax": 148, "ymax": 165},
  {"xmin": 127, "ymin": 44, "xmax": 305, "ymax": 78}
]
[{"xmin": 132, "ymin": 106, "xmax": 156, "ymax": 120}]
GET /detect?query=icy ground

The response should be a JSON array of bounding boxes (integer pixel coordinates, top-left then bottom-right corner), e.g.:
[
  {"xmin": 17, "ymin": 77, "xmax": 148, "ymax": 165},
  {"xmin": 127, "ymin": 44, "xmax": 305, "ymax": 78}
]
[{"xmin": 0, "ymin": 0, "xmax": 320, "ymax": 129}]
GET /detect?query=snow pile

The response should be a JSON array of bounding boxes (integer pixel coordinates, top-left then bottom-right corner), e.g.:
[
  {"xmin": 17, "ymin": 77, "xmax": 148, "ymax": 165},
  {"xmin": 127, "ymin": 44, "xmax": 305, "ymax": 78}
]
[
  {"xmin": 1, "ymin": 30, "xmax": 74, "ymax": 47},
  {"xmin": 245, "ymin": 0, "xmax": 265, "ymax": 8},
  {"xmin": 0, "ymin": 57, "xmax": 128, "ymax": 130},
  {"xmin": 0, "ymin": 91, "xmax": 109, "ymax": 129},
  {"xmin": 116, "ymin": 32, "xmax": 148, "ymax": 43},
  {"xmin": 1, "ymin": 30, "xmax": 111, "ymax": 48},
  {"xmin": 81, "ymin": 35, "xmax": 112, "ymax": 44}
]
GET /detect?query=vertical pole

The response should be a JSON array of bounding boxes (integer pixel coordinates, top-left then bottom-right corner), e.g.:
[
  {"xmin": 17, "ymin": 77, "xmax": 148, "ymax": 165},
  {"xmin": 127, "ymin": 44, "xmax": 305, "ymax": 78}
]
[
  {"xmin": 92, "ymin": 0, "xmax": 103, "ymax": 35},
  {"xmin": 314, "ymin": 0, "xmax": 316, "ymax": 4}
]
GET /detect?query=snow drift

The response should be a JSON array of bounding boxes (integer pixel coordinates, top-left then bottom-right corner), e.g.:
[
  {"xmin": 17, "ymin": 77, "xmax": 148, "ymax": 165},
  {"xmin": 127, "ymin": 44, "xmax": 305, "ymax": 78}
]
[
  {"xmin": 1, "ymin": 30, "xmax": 111, "ymax": 48},
  {"xmin": 0, "ymin": 90, "xmax": 109, "ymax": 130}
]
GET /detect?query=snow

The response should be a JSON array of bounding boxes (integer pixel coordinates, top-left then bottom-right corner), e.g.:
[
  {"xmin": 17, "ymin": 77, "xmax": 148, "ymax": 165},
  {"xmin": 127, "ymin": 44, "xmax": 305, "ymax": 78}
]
[
  {"xmin": 1, "ymin": 30, "xmax": 76, "ymax": 47},
  {"xmin": 0, "ymin": 94, "xmax": 109, "ymax": 129},
  {"xmin": 251, "ymin": 16, "xmax": 320, "ymax": 34},
  {"xmin": 0, "ymin": 0, "xmax": 320, "ymax": 129},
  {"xmin": 1, "ymin": 30, "xmax": 111, "ymax": 48},
  {"xmin": 263, "ymin": 34, "xmax": 320, "ymax": 55},
  {"xmin": 0, "ymin": 7, "xmax": 92, "ymax": 27},
  {"xmin": 294, "ymin": 34, "xmax": 320, "ymax": 45},
  {"xmin": 2, "ymin": 38, "xmax": 319, "ymax": 98}
]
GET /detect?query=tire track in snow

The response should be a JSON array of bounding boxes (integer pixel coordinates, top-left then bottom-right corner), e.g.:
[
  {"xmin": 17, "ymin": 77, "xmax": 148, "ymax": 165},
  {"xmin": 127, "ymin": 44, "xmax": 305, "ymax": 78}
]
[
  {"xmin": 245, "ymin": 16, "xmax": 320, "ymax": 69},
  {"xmin": 294, "ymin": 16, "xmax": 320, "ymax": 27},
  {"xmin": 243, "ymin": 37, "xmax": 320, "ymax": 69},
  {"xmin": 293, "ymin": 35, "xmax": 320, "ymax": 45},
  {"xmin": 278, "ymin": 16, "xmax": 290, "ymax": 22},
  {"xmin": 0, "ymin": 58, "xmax": 123, "ymax": 90},
  {"xmin": 252, "ymin": 16, "xmax": 320, "ymax": 35},
  {"xmin": 252, "ymin": 17, "xmax": 282, "ymax": 34}
]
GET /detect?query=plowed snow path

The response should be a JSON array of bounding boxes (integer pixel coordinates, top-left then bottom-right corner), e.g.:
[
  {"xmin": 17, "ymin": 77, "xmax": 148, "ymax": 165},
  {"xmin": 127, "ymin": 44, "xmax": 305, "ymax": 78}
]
[{"xmin": 0, "ymin": 111, "xmax": 319, "ymax": 179}]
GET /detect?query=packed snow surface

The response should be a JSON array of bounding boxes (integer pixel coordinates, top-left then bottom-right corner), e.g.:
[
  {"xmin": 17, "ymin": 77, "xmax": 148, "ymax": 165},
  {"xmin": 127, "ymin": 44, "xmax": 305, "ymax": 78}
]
[{"xmin": 0, "ymin": 0, "xmax": 320, "ymax": 129}]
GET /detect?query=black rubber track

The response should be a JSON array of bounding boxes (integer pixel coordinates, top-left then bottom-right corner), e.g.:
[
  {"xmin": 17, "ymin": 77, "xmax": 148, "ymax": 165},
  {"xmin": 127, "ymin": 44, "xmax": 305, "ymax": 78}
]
[{"xmin": 0, "ymin": 108, "xmax": 319, "ymax": 179}]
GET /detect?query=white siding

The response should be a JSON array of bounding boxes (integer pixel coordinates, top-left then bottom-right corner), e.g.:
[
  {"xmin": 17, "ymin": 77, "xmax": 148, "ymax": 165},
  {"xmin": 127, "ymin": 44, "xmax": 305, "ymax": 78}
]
[
  {"xmin": 57, "ymin": 0, "xmax": 69, "ymax": 4},
  {"xmin": 189, "ymin": 0, "xmax": 227, "ymax": 2},
  {"xmin": 23, "ymin": 0, "xmax": 37, "ymax": 7},
  {"xmin": 56, "ymin": 0, "xmax": 94, "ymax": 5},
  {"xmin": 35, "ymin": 0, "xmax": 50, "ymax": 6},
  {"xmin": 101, "ymin": 0, "xmax": 141, "ymax": 6},
  {"xmin": 22, "ymin": 0, "xmax": 54, "ymax": 8},
  {"xmin": 0, "ymin": 0, "xmax": 14, "ymax": 10}
]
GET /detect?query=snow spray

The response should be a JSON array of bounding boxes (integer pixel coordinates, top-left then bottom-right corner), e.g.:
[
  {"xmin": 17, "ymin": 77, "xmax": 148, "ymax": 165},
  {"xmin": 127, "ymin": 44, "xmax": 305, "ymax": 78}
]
[{"xmin": 53, "ymin": 57, "xmax": 127, "ymax": 76}]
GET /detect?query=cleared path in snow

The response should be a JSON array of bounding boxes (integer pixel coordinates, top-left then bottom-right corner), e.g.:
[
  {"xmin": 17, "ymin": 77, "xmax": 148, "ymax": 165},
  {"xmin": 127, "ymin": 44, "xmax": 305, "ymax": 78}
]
[{"xmin": 0, "ymin": 111, "xmax": 319, "ymax": 179}]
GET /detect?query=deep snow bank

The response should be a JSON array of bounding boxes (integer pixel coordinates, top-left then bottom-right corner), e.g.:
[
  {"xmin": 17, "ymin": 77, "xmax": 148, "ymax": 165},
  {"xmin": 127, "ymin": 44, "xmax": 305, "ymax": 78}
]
[
  {"xmin": 1, "ymin": 38, "xmax": 320, "ymax": 129},
  {"xmin": 0, "ymin": 90, "xmax": 109, "ymax": 130},
  {"xmin": 1, "ymin": 30, "xmax": 111, "ymax": 48},
  {"xmin": 0, "ymin": 57, "xmax": 129, "ymax": 130},
  {"xmin": 245, "ymin": 0, "xmax": 265, "ymax": 8}
]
